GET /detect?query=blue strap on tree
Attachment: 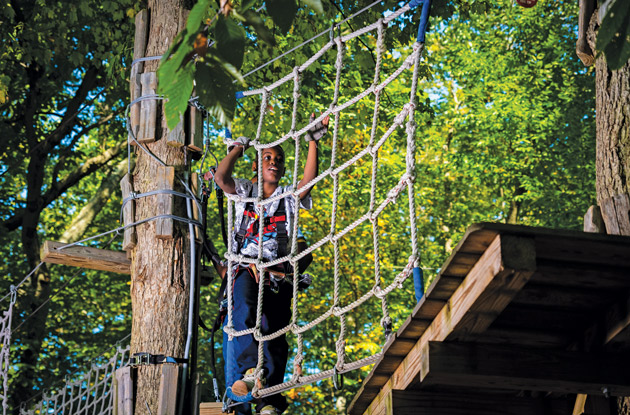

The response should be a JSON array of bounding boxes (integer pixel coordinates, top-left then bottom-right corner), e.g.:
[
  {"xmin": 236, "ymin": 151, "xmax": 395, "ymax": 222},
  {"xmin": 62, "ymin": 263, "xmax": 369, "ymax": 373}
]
[
  {"xmin": 413, "ymin": 266, "xmax": 424, "ymax": 303},
  {"xmin": 409, "ymin": 0, "xmax": 432, "ymax": 43}
]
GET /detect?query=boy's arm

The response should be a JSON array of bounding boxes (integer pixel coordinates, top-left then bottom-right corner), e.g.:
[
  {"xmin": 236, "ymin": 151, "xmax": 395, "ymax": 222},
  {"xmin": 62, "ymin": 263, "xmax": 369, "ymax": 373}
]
[
  {"xmin": 297, "ymin": 140, "xmax": 318, "ymax": 200},
  {"xmin": 297, "ymin": 115, "xmax": 328, "ymax": 200},
  {"xmin": 214, "ymin": 146, "xmax": 245, "ymax": 195}
]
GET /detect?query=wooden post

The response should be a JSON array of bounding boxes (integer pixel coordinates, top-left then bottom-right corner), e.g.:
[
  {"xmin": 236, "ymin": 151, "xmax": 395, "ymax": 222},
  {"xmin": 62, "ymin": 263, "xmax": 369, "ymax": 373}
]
[
  {"xmin": 600, "ymin": 193, "xmax": 630, "ymax": 235},
  {"xmin": 584, "ymin": 205, "xmax": 606, "ymax": 233},
  {"xmin": 187, "ymin": 107, "xmax": 204, "ymax": 152},
  {"xmin": 41, "ymin": 241, "xmax": 131, "ymax": 274},
  {"xmin": 129, "ymin": 9, "xmax": 149, "ymax": 145},
  {"xmin": 120, "ymin": 173, "xmax": 137, "ymax": 251},
  {"xmin": 138, "ymin": 71, "xmax": 158, "ymax": 144},
  {"xmin": 156, "ymin": 165, "xmax": 175, "ymax": 239},
  {"xmin": 191, "ymin": 172, "xmax": 202, "ymax": 244},
  {"xmin": 166, "ymin": 115, "xmax": 185, "ymax": 147},
  {"xmin": 114, "ymin": 367, "xmax": 134, "ymax": 415},
  {"xmin": 200, "ymin": 402, "xmax": 232, "ymax": 415},
  {"xmin": 157, "ymin": 365, "xmax": 179, "ymax": 415}
]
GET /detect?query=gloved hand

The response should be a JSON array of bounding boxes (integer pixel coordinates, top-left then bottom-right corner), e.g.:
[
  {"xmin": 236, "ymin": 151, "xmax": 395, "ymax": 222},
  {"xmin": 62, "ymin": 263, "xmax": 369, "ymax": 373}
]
[
  {"xmin": 306, "ymin": 113, "xmax": 329, "ymax": 141},
  {"xmin": 297, "ymin": 273, "xmax": 313, "ymax": 291},
  {"xmin": 227, "ymin": 135, "xmax": 251, "ymax": 154}
]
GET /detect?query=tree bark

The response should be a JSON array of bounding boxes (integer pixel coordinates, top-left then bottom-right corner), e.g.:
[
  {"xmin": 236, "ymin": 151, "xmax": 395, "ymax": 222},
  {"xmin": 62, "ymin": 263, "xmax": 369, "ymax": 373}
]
[
  {"xmin": 129, "ymin": 2, "xmax": 192, "ymax": 414},
  {"xmin": 587, "ymin": 10, "xmax": 630, "ymax": 208},
  {"xmin": 586, "ymin": 7, "xmax": 630, "ymax": 415}
]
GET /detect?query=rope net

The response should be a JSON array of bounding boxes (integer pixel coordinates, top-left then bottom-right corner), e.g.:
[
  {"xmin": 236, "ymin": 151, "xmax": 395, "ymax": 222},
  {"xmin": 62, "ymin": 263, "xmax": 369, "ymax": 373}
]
[
  {"xmin": 1, "ymin": 289, "xmax": 16, "ymax": 415},
  {"xmin": 223, "ymin": 5, "xmax": 424, "ymax": 399},
  {"xmin": 18, "ymin": 344, "xmax": 130, "ymax": 415}
]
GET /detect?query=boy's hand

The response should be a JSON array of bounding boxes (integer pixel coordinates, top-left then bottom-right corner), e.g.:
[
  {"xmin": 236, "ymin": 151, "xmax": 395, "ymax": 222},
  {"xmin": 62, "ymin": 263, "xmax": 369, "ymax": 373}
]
[
  {"xmin": 306, "ymin": 113, "xmax": 329, "ymax": 141},
  {"xmin": 227, "ymin": 135, "xmax": 251, "ymax": 154}
]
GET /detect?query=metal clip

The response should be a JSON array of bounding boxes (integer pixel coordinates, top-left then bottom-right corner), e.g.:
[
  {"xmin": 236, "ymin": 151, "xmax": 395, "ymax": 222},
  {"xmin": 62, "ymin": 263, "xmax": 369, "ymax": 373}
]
[
  {"xmin": 333, "ymin": 366, "xmax": 344, "ymax": 391},
  {"xmin": 130, "ymin": 352, "xmax": 151, "ymax": 366}
]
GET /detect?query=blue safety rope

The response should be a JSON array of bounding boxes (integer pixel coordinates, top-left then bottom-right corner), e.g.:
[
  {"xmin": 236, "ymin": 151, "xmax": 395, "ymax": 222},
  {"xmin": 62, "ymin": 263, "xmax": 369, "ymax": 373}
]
[{"xmin": 409, "ymin": 0, "xmax": 432, "ymax": 43}]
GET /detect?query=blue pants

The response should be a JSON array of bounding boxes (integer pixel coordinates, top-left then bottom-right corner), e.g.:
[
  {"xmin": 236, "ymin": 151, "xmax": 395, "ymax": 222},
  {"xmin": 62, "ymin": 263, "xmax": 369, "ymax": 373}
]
[{"xmin": 223, "ymin": 267, "xmax": 292, "ymax": 414}]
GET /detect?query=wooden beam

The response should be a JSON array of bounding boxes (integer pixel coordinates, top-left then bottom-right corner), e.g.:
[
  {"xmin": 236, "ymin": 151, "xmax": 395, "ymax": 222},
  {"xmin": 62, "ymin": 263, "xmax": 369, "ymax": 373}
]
[
  {"xmin": 120, "ymin": 173, "xmax": 137, "ymax": 251},
  {"xmin": 157, "ymin": 364, "xmax": 179, "ymax": 415},
  {"xmin": 385, "ymin": 389, "xmax": 569, "ymax": 415},
  {"xmin": 138, "ymin": 71, "xmax": 158, "ymax": 143},
  {"xmin": 200, "ymin": 402, "xmax": 232, "ymax": 414},
  {"xmin": 584, "ymin": 205, "xmax": 606, "ymax": 233},
  {"xmin": 155, "ymin": 165, "xmax": 175, "ymax": 239},
  {"xmin": 166, "ymin": 114, "xmax": 185, "ymax": 147},
  {"xmin": 129, "ymin": 9, "xmax": 148, "ymax": 145},
  {"xmin": 350, "ymin": 233, "xmax": 536, "ymax": 415},
  {"xmin": 420, "ymin": 341, "xmax": 630, "ymax": 396},
  {"xmin": 114, "ymin": 366, "xmax": 134, "ymax": 415},
  {"xmin": 600, "ymin": 193, "xmax": 630, "ymax": 236},
  {"xmin": 41, "ymin": 241, "xmax": 130, "ymax": 274},
  {"xmin": 187, "ymin": 106, "xmax": 203, "ymax": 152}
]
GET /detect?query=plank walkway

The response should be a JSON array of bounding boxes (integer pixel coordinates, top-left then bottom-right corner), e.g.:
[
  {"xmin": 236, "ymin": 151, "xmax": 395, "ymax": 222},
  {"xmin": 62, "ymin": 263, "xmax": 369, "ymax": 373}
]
[{"xmin": 349, "ymin": 222, "xmax": 630, "ymax": 415}]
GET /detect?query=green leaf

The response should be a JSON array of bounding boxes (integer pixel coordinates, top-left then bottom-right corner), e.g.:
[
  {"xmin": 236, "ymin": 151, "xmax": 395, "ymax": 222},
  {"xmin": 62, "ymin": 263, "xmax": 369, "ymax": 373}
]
[
  {"xmin": 158, "ymin": 61, "xmax": 195, "ymax": 130},
  {"xmin": 215, "ymin": 15, "xmax": 246, "ymax": 69},
  {"xmin": 242, "ymin": 9, "xmax": 276, "ymax": 46},
  {"xmin": 596, "ymin": 0, "xmax": 630, "ymax": 70},
  {"xmin": 267, "ymin": 0, "xmax": 297, "ymax": 33},
  {"xmin": 196, "ymin": 60, "xmax": 237, "ymax": 125},
  {"xmin": 301, "ymin": 0, "xmax": 323, "ymax": 15}
]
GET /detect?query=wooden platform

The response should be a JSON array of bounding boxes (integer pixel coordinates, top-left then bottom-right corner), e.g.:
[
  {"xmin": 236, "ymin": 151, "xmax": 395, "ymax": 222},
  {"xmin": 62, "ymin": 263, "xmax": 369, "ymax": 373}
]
[{"xmin": 349, "ymin": 223, "xmax": 630, "ymax": 415}]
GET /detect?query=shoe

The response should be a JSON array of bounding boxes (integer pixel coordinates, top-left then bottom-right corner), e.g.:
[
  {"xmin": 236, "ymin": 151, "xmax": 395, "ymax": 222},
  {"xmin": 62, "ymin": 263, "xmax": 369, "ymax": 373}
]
[
  {"xmin": 258, "ymin": 405, "xmax": 278, "ymax": 415},
  {"xmin": 232, "ymin": 368, "xmax": 264, "ymax": 397}
]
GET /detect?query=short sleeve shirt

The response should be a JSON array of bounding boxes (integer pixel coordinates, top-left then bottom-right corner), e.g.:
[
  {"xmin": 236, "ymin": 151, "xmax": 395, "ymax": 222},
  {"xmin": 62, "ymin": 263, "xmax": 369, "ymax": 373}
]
[{"xmin": 232, "ymin": 178, "xmax": 312, "ymax": 261}]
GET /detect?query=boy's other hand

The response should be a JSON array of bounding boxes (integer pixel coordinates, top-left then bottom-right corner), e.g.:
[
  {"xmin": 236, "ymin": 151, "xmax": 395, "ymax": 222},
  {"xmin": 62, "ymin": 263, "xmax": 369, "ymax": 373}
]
[
  {"xmin": 306, "ymin": 113, "xmax": 329, "ymax": 141},
  {"xmin": 228, "ymin": 135, "xmax": 251, "ymax": 154}
]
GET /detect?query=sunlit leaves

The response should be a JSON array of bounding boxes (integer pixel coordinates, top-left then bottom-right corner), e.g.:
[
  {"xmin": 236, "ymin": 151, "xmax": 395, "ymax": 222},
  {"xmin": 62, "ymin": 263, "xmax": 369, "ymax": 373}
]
[{"xmin": 597, "ymin": 0, "xmax": 630, "ymax": 70}]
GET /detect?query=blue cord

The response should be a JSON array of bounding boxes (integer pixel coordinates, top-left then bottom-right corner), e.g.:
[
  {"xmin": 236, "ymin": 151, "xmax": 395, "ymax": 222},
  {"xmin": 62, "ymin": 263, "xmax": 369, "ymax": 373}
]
[{"xmin": 409, "ymin": 0, "xmax": 432, "ymax": 43}]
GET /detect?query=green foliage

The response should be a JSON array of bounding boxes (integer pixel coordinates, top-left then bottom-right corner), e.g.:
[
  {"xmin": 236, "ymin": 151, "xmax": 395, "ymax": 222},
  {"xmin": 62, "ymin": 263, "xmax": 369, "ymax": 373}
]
[{"xmin": 597, "ymin": 0, "xmax": 630, "ymax": 70}]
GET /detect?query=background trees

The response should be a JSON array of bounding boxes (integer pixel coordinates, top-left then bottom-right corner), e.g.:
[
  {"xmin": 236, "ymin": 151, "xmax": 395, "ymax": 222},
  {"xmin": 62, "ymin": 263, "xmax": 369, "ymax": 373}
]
[{"xmin": 1, "ymin": 0, "xmax": 606, "ymax": 414}]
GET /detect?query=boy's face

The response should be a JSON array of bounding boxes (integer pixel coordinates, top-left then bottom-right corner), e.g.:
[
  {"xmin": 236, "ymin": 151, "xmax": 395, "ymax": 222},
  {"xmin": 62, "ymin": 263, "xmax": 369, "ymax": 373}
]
[{"xmin": 256, "ymin": 146, "xmax": 285, "ymax": 185}]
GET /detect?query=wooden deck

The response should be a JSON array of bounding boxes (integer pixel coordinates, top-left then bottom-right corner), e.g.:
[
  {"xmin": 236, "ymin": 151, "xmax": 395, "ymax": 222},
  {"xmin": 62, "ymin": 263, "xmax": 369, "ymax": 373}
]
[{"xmin": 349, "ymin": 223, "xmax": 630, "ymax": 415}]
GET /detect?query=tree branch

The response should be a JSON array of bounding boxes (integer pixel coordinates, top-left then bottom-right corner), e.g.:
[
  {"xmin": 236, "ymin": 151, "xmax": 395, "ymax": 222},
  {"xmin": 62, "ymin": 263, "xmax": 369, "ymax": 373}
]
[
  {"xmin": 42, "ymin": 140, "xmax": 126, "ymax": 207},
  {"xmin": 60, "ymin": 157, "xmax": 132, "ymax": 243}
]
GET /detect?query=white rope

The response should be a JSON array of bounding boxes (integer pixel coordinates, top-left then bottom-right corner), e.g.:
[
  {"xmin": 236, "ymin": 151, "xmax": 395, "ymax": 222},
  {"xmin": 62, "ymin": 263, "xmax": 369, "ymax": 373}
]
[
  {"xmin": 19, "ymin": 343, "xmax": 130, "ymax": 415},
  {"xmin": 0, "ymin": 288, "xmax": 16, "ymax": 415},
  {"xmin": 223, "ymin": 4, "xmax": 426, "ymax": 398}
]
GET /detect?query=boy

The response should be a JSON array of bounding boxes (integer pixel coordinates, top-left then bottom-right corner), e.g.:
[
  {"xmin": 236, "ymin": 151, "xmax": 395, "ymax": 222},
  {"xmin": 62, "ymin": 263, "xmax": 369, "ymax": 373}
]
[{"xmin": 214, "ymin": 115, "xmax": 328, "ymax": 415}]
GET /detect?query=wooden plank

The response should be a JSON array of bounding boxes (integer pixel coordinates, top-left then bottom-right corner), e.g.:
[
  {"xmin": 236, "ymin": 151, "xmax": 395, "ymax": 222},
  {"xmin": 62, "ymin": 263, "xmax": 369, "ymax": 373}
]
[
  {"xmin": 200, "ymin": 402, "xmax": 232, "ymax": 414},
  {"xmin": 509, "ymin": 284, "xmax": 614, "ymax": 312},
  {"xmin": 166, "ymin": 114, "xmax": 185, "ymax": 147},
  {"xmin": 420, "ymin": 341, "xmax": 630, "ymax": 396},
  {"xmin": 530, "ymin": 261, "xmax": 630, "ymax": 290},
  {"xmin": 120, "ymin": 173, "xmax": 137, "ymax": 251},
  {"xmin": 138, "ymin": 71, "xmax": 158, "ymax": 143},
  {"xmin": 129, "ymin": 9, "xmax": 149, "ymax": 145},
  {"xmin": 187, "ymin": 106, "xmax": 204, "ymax": 152},
  {"xmin": 600, "ymin": 193, "xmax": 630, "ymax": 236},
  {"xmin": 387, "ymin": 389, "xmax": 552, "ymax": 415},
  {"xmin": 41, "ymin": 240, "xmax": 130, "ymax": 274},
  {"xmin": 115, "ymin": 366, "xmax": 134, "ymax": 415},
  {"xmin": 191, "ymin": 173, "xmax": 202, "ymax": 243},
  {"xmin": 157, "ymin": 364, "xmax": 179, "ymax": 415},
  {"xmin": 584, "ymin": 205, "xmax": 606, "ymax": 233},
  {"xmin": 350, "ymin": 233, "xmax": 536, "ymax": 415},
  {"xmin": 155, "ymin": 165, "xmax": 175, "ymax": 239},
  {"xmin": 534, "ymin": 235, "xmax": 630, "ymax": 268}
]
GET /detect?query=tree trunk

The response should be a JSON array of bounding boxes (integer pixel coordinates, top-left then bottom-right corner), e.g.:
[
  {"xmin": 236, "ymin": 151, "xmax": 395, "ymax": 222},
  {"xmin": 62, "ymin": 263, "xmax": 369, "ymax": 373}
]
[
  {"xmin": 587, "ymin": 9, "xmax": 630, "ymax": 213},
  {"xmin": 129, "ymin": 2, "xmax": 192, "ymax": 414},
  {"xmin": 586, "ymin": 7, "xmax": 630, "ymax": 415}
]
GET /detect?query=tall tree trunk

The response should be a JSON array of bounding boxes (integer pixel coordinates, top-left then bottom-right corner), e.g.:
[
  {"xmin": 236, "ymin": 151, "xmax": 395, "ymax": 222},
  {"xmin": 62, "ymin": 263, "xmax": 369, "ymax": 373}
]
[
  {"xmin": 586, "ymin": 7, "xmax": 630, "ymax": 415},
  {"xmin": 129, "ymin": 2, "xmax": 192, "ymax": 414}
]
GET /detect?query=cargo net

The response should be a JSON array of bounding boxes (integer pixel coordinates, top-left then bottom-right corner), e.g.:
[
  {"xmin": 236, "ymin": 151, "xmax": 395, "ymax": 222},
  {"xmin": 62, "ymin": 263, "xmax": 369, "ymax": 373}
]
[
  {"xmin": 1, "ymin": 289, "xmax": 16, "ymax": 415},
  {"xmin": 18, "ymin": 344, "xmax": 130, "ymax": 415},
  {"xmin": 223, "ymin": 6, "xmax": 424, "ymax": 399}
]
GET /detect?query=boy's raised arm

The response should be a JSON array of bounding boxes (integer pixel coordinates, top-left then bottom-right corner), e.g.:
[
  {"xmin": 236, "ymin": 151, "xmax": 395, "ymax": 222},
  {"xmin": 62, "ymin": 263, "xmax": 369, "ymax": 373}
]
[
  {"xmin": 297, "ymin": 114, "xmax": 328, "ymax": 200},
  {"xmin": 214, "ymin": 136, "xmax": 250, "ymax": 195}
]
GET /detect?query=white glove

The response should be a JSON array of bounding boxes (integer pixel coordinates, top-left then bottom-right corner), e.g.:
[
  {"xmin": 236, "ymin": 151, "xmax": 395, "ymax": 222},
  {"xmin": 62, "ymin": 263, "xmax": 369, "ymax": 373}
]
[
  {"xmin": 306, "ymin": 113, "xmax": 329, "ymax": 141},
  {"xmin": 227, "ymin": 136, "xmax": 251, "ymax": 154}
]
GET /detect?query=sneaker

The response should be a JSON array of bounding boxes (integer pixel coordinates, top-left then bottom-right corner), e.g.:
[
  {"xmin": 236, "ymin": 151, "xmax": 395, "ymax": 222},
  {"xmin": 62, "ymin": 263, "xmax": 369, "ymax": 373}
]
[
  {"xmin": 232, "ymin": 368, "xmax": 264, "ymax": 397},
  {"xmin": 258, "ymin": 405, "xmax": 278, "ymax": 415}
]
